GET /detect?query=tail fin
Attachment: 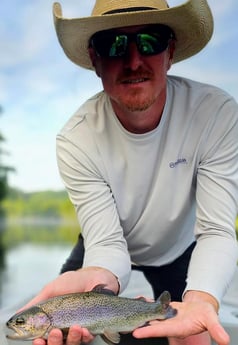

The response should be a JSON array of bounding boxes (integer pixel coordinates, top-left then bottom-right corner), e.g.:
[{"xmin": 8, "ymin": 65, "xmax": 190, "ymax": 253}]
[
  {"xmin": 158, "ymin": 291, "xmax": 171, "ymax": 308},
  {"xmin": 156, "ymin": 291, "xmax": 177, "ymax": 319}
]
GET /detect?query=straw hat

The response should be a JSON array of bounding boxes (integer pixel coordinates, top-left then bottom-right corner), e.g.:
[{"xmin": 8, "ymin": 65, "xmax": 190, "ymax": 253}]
[{"xmin": 53, "ymin": 0, "xmax": 214, "ymax": 70}]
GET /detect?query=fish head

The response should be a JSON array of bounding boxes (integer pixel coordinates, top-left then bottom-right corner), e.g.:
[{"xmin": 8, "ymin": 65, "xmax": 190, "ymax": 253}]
[{"xmin": 6, "ymin": 306, "xmax": 51, "ymax": 340}]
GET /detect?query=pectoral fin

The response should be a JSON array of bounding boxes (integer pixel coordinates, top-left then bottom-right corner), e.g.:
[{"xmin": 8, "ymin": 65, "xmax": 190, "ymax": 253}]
[
  {"xmin": 61, "ymin": 328, "xmax": 69, "ymax": 340},
  {"xmin": 101, "ymin": 331, "xmax": 120, "ymax": 345}
]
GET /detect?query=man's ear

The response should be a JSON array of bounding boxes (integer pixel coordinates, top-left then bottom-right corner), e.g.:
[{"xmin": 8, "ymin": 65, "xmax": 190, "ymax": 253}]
[{"xmin": 167, "ymin": 40, "xmax": 176, "ymax": 70}]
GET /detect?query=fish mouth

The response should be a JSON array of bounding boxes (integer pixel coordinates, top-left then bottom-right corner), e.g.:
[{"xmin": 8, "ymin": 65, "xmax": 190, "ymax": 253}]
[
  {"xmin": 6, "ymin": 325, "xmax": 39, "ymax": 340},
  {"xmin": 6, "ymin": 330, "xmax": 30, "ymax": 340},
  {"xmin": 6, "ymin": 333, "xmax": 31, "ymax": 340}
]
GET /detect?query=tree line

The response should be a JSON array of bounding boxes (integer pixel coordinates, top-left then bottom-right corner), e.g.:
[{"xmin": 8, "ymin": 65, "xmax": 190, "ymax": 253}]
[
  {"xmin": 2, "ymin": 188, "xmax": 77, "ymax": 222},
  {"xmin": 0, "ymin": 106, "xmax": 15, "ymax": 213}
]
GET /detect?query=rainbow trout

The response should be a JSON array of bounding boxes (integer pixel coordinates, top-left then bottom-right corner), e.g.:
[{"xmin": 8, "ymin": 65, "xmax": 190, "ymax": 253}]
[{"xmin": 6, "ymin": 285, "xmax": 176, "ymax": 344}]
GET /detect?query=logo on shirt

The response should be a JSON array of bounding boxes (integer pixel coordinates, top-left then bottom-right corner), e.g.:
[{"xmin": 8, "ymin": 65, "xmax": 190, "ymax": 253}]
[{"xmin": 169, "ymin": 158, "xmax": 187, "ymax": 168}]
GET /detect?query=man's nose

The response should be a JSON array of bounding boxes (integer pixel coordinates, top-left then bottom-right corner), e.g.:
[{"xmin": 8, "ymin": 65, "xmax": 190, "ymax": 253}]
[{"xmin": 123, "ymin": 42, "xmax": 144, "ymax": 70}]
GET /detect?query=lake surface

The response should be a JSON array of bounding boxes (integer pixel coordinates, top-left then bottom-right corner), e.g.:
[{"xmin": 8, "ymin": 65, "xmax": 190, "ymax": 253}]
[{"xmin": 0, "ymin": 243, "xmax": 74, "ymax": 309}]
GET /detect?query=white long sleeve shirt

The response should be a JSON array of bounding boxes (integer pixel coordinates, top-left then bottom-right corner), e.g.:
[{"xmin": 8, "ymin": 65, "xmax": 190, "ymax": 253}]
[{"xmin": 56, "ymin": 76, "xmax": 238, "ymax": 302}]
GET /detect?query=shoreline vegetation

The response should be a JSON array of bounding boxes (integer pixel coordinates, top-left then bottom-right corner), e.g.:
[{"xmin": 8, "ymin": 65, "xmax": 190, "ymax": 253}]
[
  {"xmin": 0, "ymin": 188, "xmax": 80, "ymax": 249},
  {"xmin": 2, "ymin": 188, "xmax": 77, "ymax": 222},
  {"xmin": 0, "ymin": 188, "xmax": 238, "ymax": 249}
]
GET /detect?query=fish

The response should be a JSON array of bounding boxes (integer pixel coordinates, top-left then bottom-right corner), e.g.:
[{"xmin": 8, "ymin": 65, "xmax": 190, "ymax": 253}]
[{"xmin": 6, "ymin": 284, "xmax": 177, "ymax": 344}]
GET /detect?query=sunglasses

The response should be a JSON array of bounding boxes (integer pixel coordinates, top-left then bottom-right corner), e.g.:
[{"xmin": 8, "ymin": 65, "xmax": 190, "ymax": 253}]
[{"xmin": 90, "ymin": 25, "xmax": 175, "ymax": 58}]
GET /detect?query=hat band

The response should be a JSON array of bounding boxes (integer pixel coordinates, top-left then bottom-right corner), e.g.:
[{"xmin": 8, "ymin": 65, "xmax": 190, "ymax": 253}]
[{"xmin": 104, "ymin": 7, "xmax": 157, "ymax": 15}]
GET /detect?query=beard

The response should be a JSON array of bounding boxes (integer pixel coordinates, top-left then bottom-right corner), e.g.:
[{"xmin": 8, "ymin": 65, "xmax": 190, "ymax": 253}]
[
  {"xmin": 116, "ymin": 69, "xmax": 156, "ymax": 112},
  {"xmin": 118, "ymin": 89, "xmax": 156, "ymax": 112}
]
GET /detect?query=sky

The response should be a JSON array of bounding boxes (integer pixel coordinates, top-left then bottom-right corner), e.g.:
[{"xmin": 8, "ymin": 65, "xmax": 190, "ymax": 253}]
[{"xmin": 0, "ymin": 0, "xmax": 238, "ymax": 192}]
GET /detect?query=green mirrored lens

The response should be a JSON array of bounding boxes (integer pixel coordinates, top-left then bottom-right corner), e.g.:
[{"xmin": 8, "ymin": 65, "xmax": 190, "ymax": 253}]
[
  {"xmin": 138, "ymin": 34, "xmax": 158, "ymax": 54},
  {"xmin": 137, "ymin": 33, "xmax": 169, "ymax": 55},
  {"xmin": 109, "ymin": 35, "xmax": 127, "ymax": 57},
  {"xmin": 91, "ymin": 33, "xmax": 128, "ymax": 57}
]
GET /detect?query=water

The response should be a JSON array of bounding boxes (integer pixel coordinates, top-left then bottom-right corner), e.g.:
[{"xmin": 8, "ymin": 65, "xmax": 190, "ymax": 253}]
[{"xmin": 0, "ymin": 243, "xmax": 73, "ymax": 309}]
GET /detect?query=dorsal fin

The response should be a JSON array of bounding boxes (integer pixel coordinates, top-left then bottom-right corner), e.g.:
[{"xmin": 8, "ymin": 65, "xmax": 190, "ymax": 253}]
[{"xmin": 91, "ymin": 284, "xmax": 116, "ymax": 296}]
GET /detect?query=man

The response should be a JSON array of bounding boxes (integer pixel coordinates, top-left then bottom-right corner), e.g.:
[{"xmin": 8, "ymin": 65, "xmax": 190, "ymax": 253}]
[{"xmin": 25, "ymin": 1, "xmax": 238, "ymax": 345}]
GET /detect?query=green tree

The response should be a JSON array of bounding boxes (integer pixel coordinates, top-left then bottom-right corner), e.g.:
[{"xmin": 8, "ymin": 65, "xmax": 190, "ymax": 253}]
[
  {"xmin": 0, "ymin": 133, "xmax": 7, "ymax": 202},
  {"xmin": 0, "ymin": 107, "xmax": 14, "ymax": 203}
]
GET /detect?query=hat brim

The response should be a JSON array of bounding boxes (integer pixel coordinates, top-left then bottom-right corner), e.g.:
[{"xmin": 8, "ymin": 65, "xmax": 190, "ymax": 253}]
[{"xmin": 53, "ymin": 0, "xmax": 213, "ymax": 70}]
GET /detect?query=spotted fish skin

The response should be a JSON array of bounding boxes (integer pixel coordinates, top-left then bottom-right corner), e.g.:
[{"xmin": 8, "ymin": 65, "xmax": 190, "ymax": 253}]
[{"xmin": 6, "ymin": 285, "xmax": 177, "ymax": 344}]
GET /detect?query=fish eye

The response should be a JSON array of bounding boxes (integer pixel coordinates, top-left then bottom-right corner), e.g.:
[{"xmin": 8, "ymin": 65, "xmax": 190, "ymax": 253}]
[{"xmin": 15, "ymin": 317, "xmax": 25, "ymax": 325}]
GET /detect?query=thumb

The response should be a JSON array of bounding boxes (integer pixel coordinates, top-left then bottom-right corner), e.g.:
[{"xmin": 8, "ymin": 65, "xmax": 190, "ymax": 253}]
[{"xmin": 208, "ymin": 321, "xmax": 230, "ymax": 345}]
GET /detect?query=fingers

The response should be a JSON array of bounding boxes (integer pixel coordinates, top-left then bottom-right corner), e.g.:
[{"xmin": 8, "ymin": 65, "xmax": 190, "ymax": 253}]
[
  {"xmin": 168, "ymin": 332, "xmax": 211, "ymax": 345},
  {"xmin": 206, "ymin": 321, "xmax": 230, "ymax": 345},
  {"xmin": 32, "ymin": 326, "xmax": 94, "ymax": 345},
  {"xmin": 33, "ymin": 338, "xmax": 47, "ymax": 345},
  {"xmin": 65, "ymin": 325, "xmax": 94, "ymax": 345},
  {"xmin": 133, "ymin": 318, "xmax": 176, "ymax": 338},
  {"xmin": 32, "ymin": 329, "xmax": 62, "ymax": 345},
  {"xmin": 47, "ymin": 329, "xmax": 64, "ymax": 345},
  {"xmin": 196, "ymin": 302, "xmax": 230, "ymax": 345}
]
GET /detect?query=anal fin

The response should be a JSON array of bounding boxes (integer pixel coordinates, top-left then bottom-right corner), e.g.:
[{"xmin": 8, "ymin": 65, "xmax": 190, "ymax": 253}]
[{"xmin": 101, "ymin": 331, "xmax": 120, "ymax": 345}]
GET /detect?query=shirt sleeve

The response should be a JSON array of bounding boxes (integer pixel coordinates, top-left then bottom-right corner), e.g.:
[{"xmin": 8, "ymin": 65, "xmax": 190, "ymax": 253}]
[
  {"xmin": 185, "ymin": 96, "xmax": 238, "ymax": 303},
  {"xmin": 56, "ymin": 134, "xmax": 131, "ymax": 292}
]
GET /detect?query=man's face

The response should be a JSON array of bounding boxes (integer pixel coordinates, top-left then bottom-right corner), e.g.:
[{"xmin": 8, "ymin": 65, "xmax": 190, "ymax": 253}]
[{"xmin": 89, "ymin": 25, "xmax": 175, "ymax": 115}]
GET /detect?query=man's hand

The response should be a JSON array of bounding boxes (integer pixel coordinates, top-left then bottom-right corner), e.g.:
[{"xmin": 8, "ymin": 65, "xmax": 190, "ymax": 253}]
[
  {"xmin": 32, "ymin": 326, "xmax": 94, "ymax": 345},
  {"xmin": 21, "ymin": 266, "xmax": 119, "ymax": 310},
  {"xmin": 133, "ymin": 291, "xmax": 230, "ymax": 345}
]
